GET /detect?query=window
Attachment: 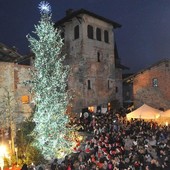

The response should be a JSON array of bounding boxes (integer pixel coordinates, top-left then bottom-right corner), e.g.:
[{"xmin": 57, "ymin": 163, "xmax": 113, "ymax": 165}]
[
  {"xmin": 88, "ymin": 80, "xmax": 91, "ymax": 90},
  {"xmin": 97, "ymin": 52, "xmax": 100, "ymax": 62},
  {"xmin": 104, "ymin": 30, "xmax": 109, "ymax": 43},
  {"xmin": 108, "ymin": 80, "xmax": 110, "ymax": 89},
  {"xmin": 96, "ymin": 28, "xmax": 101, "ymax": 41},
  {"xmin": 21, "ymin": 95, "xmax": 29, "ymax": 104},
  {"xmin": 115, "ymin": 86, "xmax": 118, "ymax": 93},
  {"xmin": 152, "ymin": 78, "xmax": 158, "ymax": 87},
  {"xmin": 87, "ymin": 25, "xmax": 94, "ymax": 39},
  {"xmin": 108, "ymin": 80, "xmax": 113, "ymax": 89},
  {"xmin": 61, "ymin": 32, "xmax": 65, "ymax": 43},
  {"xmin": 61, "ymin": 32, "xmax": 64, "ymax": 39},
  {"xmin": 74, "ymin": 25, "xmax": 79, "ymax": 39}
]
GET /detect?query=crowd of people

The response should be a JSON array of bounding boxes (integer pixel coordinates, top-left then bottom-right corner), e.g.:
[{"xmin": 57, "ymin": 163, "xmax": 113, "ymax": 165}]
[{"xmin": 50, "ymin": 110, "xmax": 170, "ymax": 170}]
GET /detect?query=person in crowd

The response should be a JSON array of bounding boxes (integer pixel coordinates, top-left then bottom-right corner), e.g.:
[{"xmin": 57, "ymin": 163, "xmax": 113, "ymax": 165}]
[
  {"xmin": 21, "ymin": 164, "xmax": 28, "ymax": 170},
  {"xmin": 55, "ymin": 109, "xmax": 170, "ymax": 170}
]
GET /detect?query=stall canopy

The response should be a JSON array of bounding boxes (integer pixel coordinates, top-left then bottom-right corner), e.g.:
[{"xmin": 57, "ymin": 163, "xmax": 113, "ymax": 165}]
[
  {"xmin": 126, "ymin": 104, "xmax": 161, "ymax": 120},
  {"xmin": 158, "ymin": 109, "xmax": 170, "ymax": 125},
  {"xmin": 161, "ymin": 109, "xmax": 170, "ymax": 118}
]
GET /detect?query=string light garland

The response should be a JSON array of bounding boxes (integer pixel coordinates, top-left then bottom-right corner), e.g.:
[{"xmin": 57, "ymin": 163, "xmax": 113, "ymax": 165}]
[{"xmin": 27, "ymin": 1, "xmax": 76, "ymax": 159}]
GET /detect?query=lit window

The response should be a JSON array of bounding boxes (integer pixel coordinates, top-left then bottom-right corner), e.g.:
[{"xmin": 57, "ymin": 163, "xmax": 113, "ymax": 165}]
[
  {"xmin": 87, "ymin": 25, "xmax": 94, "ymax": 39},
  {"xmin": 74, "ymin": 25, "xmax": 79, "ymax": 39},
  {"xmin": 21, "ymin": 95, "xmax": 29, "ymax": 104},
  {"xmin": 152, "ymin": 78, "xmax": 158, "ymax": 87}
]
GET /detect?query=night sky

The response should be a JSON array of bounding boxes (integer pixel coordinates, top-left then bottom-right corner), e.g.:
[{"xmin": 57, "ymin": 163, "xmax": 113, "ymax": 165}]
[{"xmin": 1, "ymin": 0, "xmax": 170, "ymax": 73}]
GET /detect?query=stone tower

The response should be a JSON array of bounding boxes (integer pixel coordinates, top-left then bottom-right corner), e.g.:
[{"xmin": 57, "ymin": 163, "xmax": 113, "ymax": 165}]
[{"xmin": 55, "ymin": 9, "xmax": 124, "ymax": 113}]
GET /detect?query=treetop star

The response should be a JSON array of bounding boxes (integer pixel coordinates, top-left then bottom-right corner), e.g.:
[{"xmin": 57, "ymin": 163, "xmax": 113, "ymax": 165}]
[{"xmin": 38, "ymin": 1, "xmax": 51, "ymax": 15}]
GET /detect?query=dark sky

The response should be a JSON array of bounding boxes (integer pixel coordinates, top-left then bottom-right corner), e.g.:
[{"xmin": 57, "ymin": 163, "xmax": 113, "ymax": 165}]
[{"xmin": 1, "ymin": 0, "xmax": 170, "ymax": 73}]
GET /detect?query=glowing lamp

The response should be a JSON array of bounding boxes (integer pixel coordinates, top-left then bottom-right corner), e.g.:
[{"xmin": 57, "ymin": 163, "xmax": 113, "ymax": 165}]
[
  {"xmin": 0, "ymin": 145, "xmax": 7, "ymax": 170},
  {"xmin": 0, "ymin": 145, "xmax": 7, "ymax": 156},
  {"xmin": 78, "ymin": 135, "xmax": 83, "ymax": 142},
  {"xmin": 60, "ymin": 152, "xmax": 65, "ymax": 157},
  {"xmin": 155, "ymin": 114, "xmax": 160, "ymax": 119},
  {"xmin": 88, "ymin": 106, "xmax": 94, "ymax": 112}
]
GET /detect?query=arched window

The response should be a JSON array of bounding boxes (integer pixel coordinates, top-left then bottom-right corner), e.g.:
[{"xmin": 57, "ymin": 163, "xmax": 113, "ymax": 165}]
[
  {"xmin": 87, "ymin": 25, "xmax": 94, "ymax": 39},
  {"xmin": 74, "ymin": 25, "xmax": 79, "ymax": 39},
  {"xmin": 96, "ymin": 28, "xmax": 101, "ymax": 41},
  {"xmin": 104, "ymin": 30, "xmax": 109, "ymax": 43}
]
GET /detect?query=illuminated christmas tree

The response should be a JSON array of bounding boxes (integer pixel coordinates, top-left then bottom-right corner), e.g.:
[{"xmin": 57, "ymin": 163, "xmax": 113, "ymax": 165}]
[{"xmin": 27, "ymin": 1, "xmax": 75, "ymax": 159}]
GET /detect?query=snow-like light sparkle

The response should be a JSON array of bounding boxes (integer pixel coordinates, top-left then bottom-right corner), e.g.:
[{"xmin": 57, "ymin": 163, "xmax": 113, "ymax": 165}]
[
  {"xmin": 38, "ymin": 1, "xmax": 51, "ymax": 14},
  {"xmin": 27, "ymin": 9, "xmax": 76, "ymax": 159}
]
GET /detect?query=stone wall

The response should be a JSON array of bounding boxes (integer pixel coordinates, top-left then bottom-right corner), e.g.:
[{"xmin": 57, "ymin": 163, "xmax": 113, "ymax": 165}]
[
  {"xmin": 14, "ymin": 64, "xmax": 32, "ymax": 118},
  {"xmin": 0, "ymin": 62, "xmax": 32, "ymax": 123},
  {"xmin": 63, "ymin": 13, "xmax": 121, "ymax": 112},
  {"xmin": 133, "ymin": 60, "xmax": 170, "ymax": 110}
]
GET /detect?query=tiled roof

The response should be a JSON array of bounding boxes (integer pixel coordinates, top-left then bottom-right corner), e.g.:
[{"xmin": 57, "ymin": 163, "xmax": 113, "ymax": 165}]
[
  {"xmin": 0, "ymin": 43, "xmax": 22, "ymax": 62},
  {"xmin": 123, "ymin": 58, "xmax": 170, "ymax": 82},
  {"xmin": 55, "ymin": 8, "xmax": 121, "ymax": 28}
]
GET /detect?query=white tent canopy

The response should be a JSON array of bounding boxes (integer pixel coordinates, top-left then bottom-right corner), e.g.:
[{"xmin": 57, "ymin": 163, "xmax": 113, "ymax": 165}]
[
  {"xmin": 161, "ymin": 109, "xmax": 170, "ymax": 118},
  {"xmin": 126, "ymin": 104, "xmax": 162, "ymax": 120}
]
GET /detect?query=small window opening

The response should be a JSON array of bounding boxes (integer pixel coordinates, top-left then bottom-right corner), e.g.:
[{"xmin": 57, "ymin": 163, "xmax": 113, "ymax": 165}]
[
  {"xmin": 74, "ymin": 25, "xmax": 79, "ymax": 39},
  {"xmin": 116, "ymin": 86, "xmax": 118, "ymax": 93},
  {"xmin": 88, "ymin": 80, "xmax": 91, "ymax": 90},
  {"xmin": 96, "ymin": 28, "xmax": 101, "ymax": 41},
  {"xmin": 97, "ymin": 52, "xmax": 100, "ymax": 62},
  {"xmin": 87, "ymin": 25, "xmax": 94, "ymax": 39},
  {"xmin": 104, "ymin": 30, "xmax": 109, "ymax": 43},
  {"xmin": 152, "ymin": 78, "xmax": 158, "ymax": 87}
]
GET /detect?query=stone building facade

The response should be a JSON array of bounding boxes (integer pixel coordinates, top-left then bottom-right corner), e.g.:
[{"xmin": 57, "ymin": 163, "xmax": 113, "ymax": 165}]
[
  {"xmin": 55, "ymin": 9, "xmax": 124, "ymax": 113},
  {"xmin": 125, "ymin": 59, "xmax": 170, "ymax": 110},
  {"xmin": 0, "ymin": 44, "xmax": 32, "ymax": 151},
  {"xmin": 0, "ymin": 62, "xmax": 32, "ymax": 121},
  {"xmin": 0, "ymin": 43, "xmax": 32, "ymax": 122},
  {"xmin": 0, "ymin": 9, "xmax": 125, "ymax": 115}
]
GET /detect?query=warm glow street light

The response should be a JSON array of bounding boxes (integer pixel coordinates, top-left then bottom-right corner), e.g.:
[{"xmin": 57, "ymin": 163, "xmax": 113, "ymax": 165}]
[
  {"xmin": 0, "ymin": 145, "xmax": 7, "ymax": 156},
  {"xmin": 0, "ymin": 145, "xmax": 7, "ymax": 170}
]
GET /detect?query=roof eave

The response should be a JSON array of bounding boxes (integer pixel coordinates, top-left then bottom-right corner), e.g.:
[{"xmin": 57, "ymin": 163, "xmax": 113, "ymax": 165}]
[{"xmin": 54, "ymin": 8, "xmax": 121, "ymax": 28}]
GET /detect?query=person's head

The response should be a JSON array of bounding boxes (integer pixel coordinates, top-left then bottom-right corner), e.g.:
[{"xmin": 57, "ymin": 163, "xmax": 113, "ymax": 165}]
[
  {"xmin": 22, "ymin": 164, "xmax": 27, "ymax": 168},
  {"xmin": 21, "ymin": 164, "xmax": 28, "ymax": 170},
  {"xmin": 38, "ymin": 167, "xmax": 43, "ymax": 170}
]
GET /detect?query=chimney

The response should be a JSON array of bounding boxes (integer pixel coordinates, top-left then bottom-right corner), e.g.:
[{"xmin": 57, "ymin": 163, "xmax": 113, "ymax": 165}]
[{"xmin": 66, "ymin": 9, "xmax": 74, "ymax": 16}]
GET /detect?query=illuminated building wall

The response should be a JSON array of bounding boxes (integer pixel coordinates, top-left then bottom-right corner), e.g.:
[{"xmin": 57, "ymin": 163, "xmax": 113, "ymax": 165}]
[
  {"xmin": 55, "ymin": 9, "xmax": 124, "ymax": 112},
  {"xmin": 132, "ymin": 59, "xmax": 170, "ymax": 110},
  {"xmin": 0, "ymin": 62, "xmax": 32, "ymax": 120}
]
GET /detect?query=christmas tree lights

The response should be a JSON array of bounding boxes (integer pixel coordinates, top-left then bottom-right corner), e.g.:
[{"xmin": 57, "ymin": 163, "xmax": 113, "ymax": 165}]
[{"xmin": 27, "ymin": 2, "xmax": 75, "ymax": 159}]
